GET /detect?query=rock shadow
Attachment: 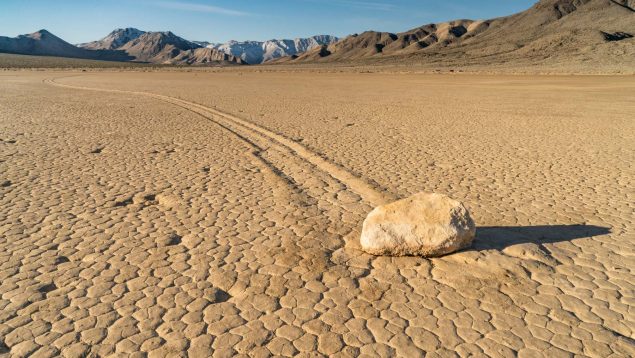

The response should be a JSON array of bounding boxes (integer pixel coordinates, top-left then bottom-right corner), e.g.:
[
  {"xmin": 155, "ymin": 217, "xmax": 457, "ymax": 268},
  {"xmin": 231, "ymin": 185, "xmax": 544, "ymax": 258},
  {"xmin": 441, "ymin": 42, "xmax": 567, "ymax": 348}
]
[
  {"xmin": 212, "ymin": 289, "xmax": 231, "ymax": 304},
  {"xmin": 471, "ymin": 224, "xmax": 610, "ymax": 251},
  {"xmin": 37, "ymin": 283, "xmax": 57, "ymax": 294},
  {"xmin": 114, "ymin": 196, "xmax": 134, "ymax": 207},
  {"xmin": 55, "ymin": 256, "xmax": 70, "ymax": 264},
  {"xmin": 90, "ymin": 146, "xmax": 104, "ymax": 154}
]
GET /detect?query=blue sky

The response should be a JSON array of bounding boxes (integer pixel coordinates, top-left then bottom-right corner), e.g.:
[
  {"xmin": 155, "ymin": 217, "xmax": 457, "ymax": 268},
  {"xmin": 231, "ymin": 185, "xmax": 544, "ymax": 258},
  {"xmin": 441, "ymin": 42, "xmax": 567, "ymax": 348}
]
[{"xmin": 0, "ymin": 0, "xmax": 536, "ymax": 43}]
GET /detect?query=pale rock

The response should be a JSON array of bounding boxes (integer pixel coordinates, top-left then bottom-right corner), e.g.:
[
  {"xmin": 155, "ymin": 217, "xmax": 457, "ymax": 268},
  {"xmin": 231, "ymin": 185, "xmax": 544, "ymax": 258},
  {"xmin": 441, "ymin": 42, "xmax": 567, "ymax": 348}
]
[{"xmin": 360, "ymin": 192, "xmax": 476, "ymax": 257}]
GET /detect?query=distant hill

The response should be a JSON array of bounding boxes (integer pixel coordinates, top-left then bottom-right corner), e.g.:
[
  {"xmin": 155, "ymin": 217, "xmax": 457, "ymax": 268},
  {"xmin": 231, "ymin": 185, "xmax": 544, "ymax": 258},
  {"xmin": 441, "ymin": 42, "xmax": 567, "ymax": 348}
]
[
  {"xmin": 0, "ymin": 30, "xmax": 132, "ymax": 61},
  {"xmin": 0, "ymin": 28, "xmax": 244, "ymax": 66},
  {"xmin": 275, "ymin": 0, "xmax": 635, "ymax": 71},
  {"xmin": 0, "ymin": 52, "xmax": 148, "ymax": 68}
]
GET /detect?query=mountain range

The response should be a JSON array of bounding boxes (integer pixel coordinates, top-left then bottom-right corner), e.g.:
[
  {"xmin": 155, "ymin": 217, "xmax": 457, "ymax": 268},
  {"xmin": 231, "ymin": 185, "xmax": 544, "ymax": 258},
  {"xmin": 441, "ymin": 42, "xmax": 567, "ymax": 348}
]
[
  {"xmin": 0, "ymin": 0, "xmax": 633, "ymax": 70},
  {"xmin": 0, "ymin": 28, "xmax": 244, "ymax": 66},
  {"xmin": 77, "ymin": 29, "xmax": 245, "ymax": 65},
  {"xmin": 210, "ymin": 36, "xmax": 339, "ymax": 64},
  {"xmin": 76, "ymin": 28, "xmax": 338, "ymax": 64},
  {"xmin": 276, "ymin": 0, "xmax": 635, "ymax": 70}
]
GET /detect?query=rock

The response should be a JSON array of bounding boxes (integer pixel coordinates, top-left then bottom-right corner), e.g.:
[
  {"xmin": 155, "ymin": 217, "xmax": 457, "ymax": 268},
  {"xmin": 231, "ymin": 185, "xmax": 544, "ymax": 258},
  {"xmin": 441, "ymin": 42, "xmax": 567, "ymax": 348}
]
[{"xmin": 360, "ymin": 192, "xmax": 476, "ymax": 257}]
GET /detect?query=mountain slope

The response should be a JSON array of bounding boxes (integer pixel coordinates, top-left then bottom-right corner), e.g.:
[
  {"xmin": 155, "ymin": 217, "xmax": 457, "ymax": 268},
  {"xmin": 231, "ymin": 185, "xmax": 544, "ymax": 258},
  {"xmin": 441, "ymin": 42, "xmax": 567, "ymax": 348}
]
[
  {"xmin": 167, "ymin": 47, "xmax": 245, "ymax": 65},
  {"xmin": 118, "ymin": 31, "xmax": 201, "ymax": 62},
  {"xmin": 282, "ymin": 0, "xmax": 635, "ymax": 71},
  {"xmin": 78, "ymin": 28, "xmax": 145, "ymax": 50},
  {"xmin": 213, "ymin": 35, "xmax": 339, "ymax": 64},
  {"xmin": 0, "ymin": 30, "xmax": 132, "ymax": 61}
]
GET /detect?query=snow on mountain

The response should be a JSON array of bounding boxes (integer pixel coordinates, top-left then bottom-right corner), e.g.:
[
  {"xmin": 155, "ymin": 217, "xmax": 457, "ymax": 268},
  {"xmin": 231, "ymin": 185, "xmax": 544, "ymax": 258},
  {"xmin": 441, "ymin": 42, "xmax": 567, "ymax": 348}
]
[
  {"xmin": 78, "ymin": 28, "xmax": 145, "ymax": 50},
  {"xmin": 192, "ymin": 41, "xmax": 217, "ymax": 48},
  {"xmin": 212, "ymin": 35, "xmax": 339, "ymax": 64},
  {"xmin": 75, "ymin": 30, "xmax": 337, "ymax": 64},
  {"xmin": 72, "ymin": 28, "xmax": 243, "ymax": 65},
  {"xmin": 212, "ymin": 41, "xmax": 262, "ymax": 64}
]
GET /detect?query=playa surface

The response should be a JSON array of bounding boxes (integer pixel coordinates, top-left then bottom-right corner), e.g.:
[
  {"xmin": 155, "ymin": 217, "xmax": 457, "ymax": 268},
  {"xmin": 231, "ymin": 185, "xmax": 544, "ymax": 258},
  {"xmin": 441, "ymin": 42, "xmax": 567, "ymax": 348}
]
[{"xmin": 1, "ymin": 70, "xmax": 634, "ymax": 357}]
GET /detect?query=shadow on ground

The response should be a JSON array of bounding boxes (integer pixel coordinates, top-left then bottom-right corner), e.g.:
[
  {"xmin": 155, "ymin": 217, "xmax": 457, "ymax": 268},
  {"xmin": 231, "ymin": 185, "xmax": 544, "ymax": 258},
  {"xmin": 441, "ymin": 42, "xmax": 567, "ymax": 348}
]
[{"xmin": 472, "ymin": 225, "xmax": 611, "ymax": 251}]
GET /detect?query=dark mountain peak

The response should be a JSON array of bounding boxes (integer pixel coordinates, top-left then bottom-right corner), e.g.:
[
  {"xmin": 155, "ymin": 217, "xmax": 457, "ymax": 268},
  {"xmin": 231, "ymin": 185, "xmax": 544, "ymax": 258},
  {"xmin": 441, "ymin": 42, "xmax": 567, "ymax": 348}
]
[
  {"xmin": 28, "ymin": 29, "xmax": 58, "ymax": 40},
  {"xmin": 113, "ymin": 27, "xmax": 143, "ymax": 33},
  {"xmin": 108, "ymin": 28, "xmax": 145, "ymax": 38},
  {"xmin": 22, "ymin": 29, "xmax": 70, "ymax": 45}
]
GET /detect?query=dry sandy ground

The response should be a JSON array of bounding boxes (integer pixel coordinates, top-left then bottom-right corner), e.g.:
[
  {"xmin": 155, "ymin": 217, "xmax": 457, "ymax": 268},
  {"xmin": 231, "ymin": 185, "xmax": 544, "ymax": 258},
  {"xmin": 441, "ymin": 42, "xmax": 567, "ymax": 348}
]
[{"xmin": 0, "ymin": 70, "xmax": 634, "ymax": 357}]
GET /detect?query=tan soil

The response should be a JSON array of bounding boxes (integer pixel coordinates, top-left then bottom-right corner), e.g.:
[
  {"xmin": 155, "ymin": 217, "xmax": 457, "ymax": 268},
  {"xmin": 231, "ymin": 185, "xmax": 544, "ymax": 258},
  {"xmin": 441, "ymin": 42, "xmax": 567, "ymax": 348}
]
[{"xmin": 1, "ymin": 70, "xmax": 633, "ymax": 357}]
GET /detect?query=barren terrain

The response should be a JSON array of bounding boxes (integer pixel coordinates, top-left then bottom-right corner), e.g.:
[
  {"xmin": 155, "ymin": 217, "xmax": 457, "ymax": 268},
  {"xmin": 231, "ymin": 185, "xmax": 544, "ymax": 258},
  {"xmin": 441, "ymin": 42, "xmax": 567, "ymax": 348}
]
[{"xmin": 1, "ymin": 71, "xmax": 634, "ymax": 357}]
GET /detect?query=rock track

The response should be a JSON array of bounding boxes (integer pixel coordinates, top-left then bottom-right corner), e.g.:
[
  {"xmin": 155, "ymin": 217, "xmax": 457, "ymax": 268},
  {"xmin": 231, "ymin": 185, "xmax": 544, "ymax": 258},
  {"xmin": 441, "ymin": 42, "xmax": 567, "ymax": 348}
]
[
  {"xmin": 44, "ymin": 76, "xmax": 396, "ymax": 209},
  {"xmin": 0, "ymin": 72, "xmax": 632, "ymax": 357}
]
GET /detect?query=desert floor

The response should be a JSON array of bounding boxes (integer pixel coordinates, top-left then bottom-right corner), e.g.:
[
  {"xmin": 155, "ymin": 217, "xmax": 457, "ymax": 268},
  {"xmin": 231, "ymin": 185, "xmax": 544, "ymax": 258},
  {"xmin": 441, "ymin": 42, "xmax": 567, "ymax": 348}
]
[{"xmin": 1, "ymin": 71, "xmax": 634, "ymax": 357}]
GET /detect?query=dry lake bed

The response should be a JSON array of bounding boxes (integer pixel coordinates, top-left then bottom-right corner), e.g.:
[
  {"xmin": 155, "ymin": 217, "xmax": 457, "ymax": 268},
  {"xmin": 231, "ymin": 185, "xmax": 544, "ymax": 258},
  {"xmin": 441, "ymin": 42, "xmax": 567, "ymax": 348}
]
[{"xmin": 1, "ymin": 70, "xmax": 634, "ymax": 357}]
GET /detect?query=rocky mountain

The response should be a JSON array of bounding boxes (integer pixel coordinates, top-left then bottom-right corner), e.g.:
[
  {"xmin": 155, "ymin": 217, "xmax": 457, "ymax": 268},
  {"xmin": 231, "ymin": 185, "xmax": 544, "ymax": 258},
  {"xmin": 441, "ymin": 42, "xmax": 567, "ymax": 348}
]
[
  {"xmin": 117, "ymin": 31, "xmax": 201, "ymax": 63},
  {"xmin": 212, "ymin": 35, "xmax": 339, "ymax": 64},
  {"xmin": 78, "ymin": 29, "xmax": 334, "ymax": 65},
  {"xmin": 285, "ymin": 20, "xmax": 486, "ymax": 62},
  {"xmin": 167, "ymin": 47, "xmax": 245, "ymax": 65},
  {"xmin": 278, "ymin": 0, "xmax": 635, "ymax": 70},
  {"xmin": 0, "ymin": 29, "xmax": 132, "ymax": 61},
  {"xmin": 78, "ymin": 28, "xmax": 145, "ymax": 50},
  {"xmin": 90, "ymin": 30, "xmax": 242, "ymax": 65},
  {"xmin": 0, "ymin": 29, "xmax": 243, "ymax": 66}
]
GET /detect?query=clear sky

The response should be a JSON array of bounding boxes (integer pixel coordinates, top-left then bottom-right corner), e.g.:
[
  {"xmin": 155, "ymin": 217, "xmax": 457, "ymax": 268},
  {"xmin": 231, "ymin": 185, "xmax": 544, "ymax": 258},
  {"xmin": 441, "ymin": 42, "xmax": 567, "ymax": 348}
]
[{"xmin": 0, "ymin": 0, "xmax": 537, "ymax": 43}]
